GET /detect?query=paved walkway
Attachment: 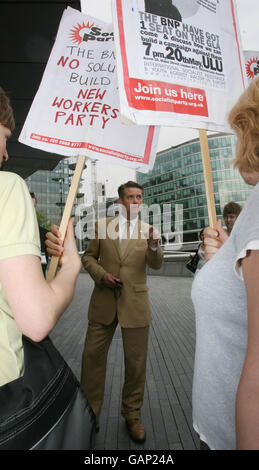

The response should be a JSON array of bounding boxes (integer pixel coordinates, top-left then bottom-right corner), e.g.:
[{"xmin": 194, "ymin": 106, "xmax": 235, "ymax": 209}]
[{"xmin": 50, "ymin": 274, "xmax": 199, "ymax": 451}]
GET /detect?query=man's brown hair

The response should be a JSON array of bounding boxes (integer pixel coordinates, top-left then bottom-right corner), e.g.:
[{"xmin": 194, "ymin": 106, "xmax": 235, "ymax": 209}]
[
  {"xmin": 223, "ymin": 201, "xmax": 242, "ymax": 218},
  {"xmin": 0, "ymin": 87, "xmax": 15, "ymax": 131},
  {"xmin": 118, "ymin": 181, "xmax": 144, "ymax": 198}
]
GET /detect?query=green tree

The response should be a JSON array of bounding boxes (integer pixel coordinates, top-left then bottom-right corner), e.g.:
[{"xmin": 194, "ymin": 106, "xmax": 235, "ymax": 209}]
[{"xmin": 36, "ymin": 211, "xmax": 51, "ymax": 230}]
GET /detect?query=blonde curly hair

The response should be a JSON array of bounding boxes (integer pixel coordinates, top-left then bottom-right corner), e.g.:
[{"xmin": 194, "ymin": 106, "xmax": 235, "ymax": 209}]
[
  {"xmin": 228, "ymin": 77, "xmax": 259, "ymax": 173},
  {"xmin": 0, "ymin": 87, "xmax": 15, "ymax": 132}
]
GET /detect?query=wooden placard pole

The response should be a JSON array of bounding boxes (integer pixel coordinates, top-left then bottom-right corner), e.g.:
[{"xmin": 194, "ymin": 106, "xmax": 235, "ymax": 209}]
[
  {"xmin": 199, "ymin": 129, "xmax": 217, "ymax": 229},
  {"xmin": 46, "ymin": 154, "xmax": 86, "ymax": 281}
]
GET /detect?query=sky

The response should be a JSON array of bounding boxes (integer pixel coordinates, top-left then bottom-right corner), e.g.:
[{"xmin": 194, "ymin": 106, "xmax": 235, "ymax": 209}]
[{"xmin": 79, "ymin": 0, "xmax": 259, "ymax": 199}]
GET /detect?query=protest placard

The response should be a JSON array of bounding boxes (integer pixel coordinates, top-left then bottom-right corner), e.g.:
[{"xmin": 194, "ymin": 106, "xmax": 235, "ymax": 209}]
[
  {"xmin": 19, "ymin": 6, "xmax": 160, "ymax": 279},
  {"xmin": 19, "ymin": 6, "xmax": 159, "ymax": 173},
  {"xmin": 112, "ymin": 0, "xmax": 247, "ymax": 131}
]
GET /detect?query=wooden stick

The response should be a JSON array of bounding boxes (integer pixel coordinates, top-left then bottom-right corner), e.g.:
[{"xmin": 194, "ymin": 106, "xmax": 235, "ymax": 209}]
[
  {"xmin": 46, "ymin": 154, "xmax": 86, "ymax": 281},
  {"xmin": 199, "ymin": 129, "xmax": 217, "ymax": 228}
]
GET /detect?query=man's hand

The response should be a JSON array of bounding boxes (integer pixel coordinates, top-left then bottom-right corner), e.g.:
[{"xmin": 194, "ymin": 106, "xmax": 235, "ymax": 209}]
[
  {"xmin": 147, "ymin": 226, "xmax": 160, "ymax": 248},
  {"xmin": 204, "ymin": 220, "xmax": 228, "ymax": 260},
  {"xmin": 102, "ymin": 273, "xmax": 122, "ymax": 289}
]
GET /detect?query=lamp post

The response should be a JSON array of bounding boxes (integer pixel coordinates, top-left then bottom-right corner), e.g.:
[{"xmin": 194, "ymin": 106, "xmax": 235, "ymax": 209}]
[{"xmin": 52, "ymin": 176, "xmax": 66, "ymax": 219}]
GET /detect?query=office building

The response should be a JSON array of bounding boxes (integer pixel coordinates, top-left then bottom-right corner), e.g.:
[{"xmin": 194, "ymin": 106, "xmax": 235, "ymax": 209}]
[{"xmin": 137, "ymin": 133, "xmax": 251, "ymax": 248}]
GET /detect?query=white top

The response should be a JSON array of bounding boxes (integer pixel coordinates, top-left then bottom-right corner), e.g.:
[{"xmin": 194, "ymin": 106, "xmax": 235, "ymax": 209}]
[
  {"xmin": 196, "ymin": 244, "xmax": 206, "ymax": 272},
  {"xmin": 191, "ymin": 182, "xmax": 259, "ymax": 450}
]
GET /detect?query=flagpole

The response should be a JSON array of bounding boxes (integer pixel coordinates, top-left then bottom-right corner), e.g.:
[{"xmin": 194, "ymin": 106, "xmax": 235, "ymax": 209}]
[
  {"xmin": 46, "ymin": 154, "xmax": 86, "ymax": 281},
  {"xmin": 199, "ymin": 129, "xmax": 217, "ymax": 229}
]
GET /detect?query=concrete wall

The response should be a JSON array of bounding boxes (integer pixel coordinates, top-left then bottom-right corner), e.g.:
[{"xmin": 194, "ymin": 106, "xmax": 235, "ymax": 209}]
[
  {"xmin": 147, "ymin": 255, "xmax": 193, "ymax": 278},
  {"xmin": 80, "ymin": 254, "xmax": 193, "ymax": 277}
]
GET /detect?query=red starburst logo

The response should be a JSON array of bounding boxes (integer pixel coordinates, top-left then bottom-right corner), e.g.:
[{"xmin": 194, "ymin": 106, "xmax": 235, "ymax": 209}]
[
  {"xmin": 69, "ymin": 21, "xmax": 95, "ymax": 45},
  {"xmin": 246, "ymin": 57, "xmax": 259, "ymax": 80}
]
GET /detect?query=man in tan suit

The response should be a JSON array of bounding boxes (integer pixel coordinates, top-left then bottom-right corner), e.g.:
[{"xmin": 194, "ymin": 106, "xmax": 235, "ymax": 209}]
[{"xmin": 46, "ymin": 181, "xmax": 163, "ymax": 443}]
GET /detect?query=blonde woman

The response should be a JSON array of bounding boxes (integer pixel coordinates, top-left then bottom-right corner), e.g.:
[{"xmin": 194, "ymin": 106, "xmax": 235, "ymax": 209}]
[{"xmin": 192, "ymin": 76, "xmax": 259, "ymax": 450}]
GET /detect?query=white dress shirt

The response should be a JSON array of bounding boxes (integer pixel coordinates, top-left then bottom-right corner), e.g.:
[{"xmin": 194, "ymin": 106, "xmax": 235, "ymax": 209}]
[
  {"xmin": 118, "ymin": 213, "xmax": 138, "ymax": 241},
  {"xmin": 118, "ymin": 212, "xmax": 157, "ymax": 250}
]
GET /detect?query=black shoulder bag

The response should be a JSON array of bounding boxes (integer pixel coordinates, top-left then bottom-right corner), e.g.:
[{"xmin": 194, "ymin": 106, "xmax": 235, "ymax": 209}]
[
  {"xmin": 186, "ymin": 252, "xmax": 200, "ymax": 274},
  {"xmin": 0, "ymin": 335, "xmax": 95, "ymax": 450}
]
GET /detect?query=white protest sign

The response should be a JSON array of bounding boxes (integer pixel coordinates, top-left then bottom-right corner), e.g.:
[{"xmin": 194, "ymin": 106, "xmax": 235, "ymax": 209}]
[
  {"xmin": 19, "ymin": 7, "xmax": 159, "ymax": 173},
  {"xmin": 112, "ymin": 0, "xmax": 247, "ymax": 131},
  {"xmin": 244, "ymin": 50, "xmax": 259, "ymax": 82}
]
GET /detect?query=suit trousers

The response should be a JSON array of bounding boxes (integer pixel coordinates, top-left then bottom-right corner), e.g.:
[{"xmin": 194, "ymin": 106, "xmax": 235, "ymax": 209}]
[{"xmin": 81, "ymin": 317, "xmax": 149, "ymax": 423}]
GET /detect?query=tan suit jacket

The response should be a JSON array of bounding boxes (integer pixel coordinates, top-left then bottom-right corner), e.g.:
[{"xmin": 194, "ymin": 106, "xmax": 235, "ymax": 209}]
[{"xmin": 81, "ymin": 216, "xmax": 163, "ymax": 328}]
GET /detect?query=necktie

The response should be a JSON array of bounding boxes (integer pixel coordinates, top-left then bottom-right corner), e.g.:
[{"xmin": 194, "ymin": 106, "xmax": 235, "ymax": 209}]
[{"xmin": 120, "ymin": 220, "xmax": 130, "ymax": 255}]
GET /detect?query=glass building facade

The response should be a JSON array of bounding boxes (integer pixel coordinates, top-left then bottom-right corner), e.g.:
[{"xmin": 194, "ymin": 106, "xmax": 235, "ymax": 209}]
[
  {"xmin": 26, "ymin": 159, "xmax": 70, "ymax": 228},
  {"xmin": 137, "ymin": 133, "xmax": 252, "ymax": 248}
]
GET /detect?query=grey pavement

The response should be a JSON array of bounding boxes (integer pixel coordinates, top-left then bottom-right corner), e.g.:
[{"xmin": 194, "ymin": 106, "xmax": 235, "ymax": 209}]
[{"xmin": 50, "ymin": 273, "xmax": 199, "ymax": 451}]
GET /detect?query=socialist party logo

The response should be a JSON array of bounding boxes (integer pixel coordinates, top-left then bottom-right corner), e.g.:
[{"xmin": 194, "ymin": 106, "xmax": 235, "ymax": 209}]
[
  {"xmin": 69, "ymin": 21, "xmax": 114, "ymax": 45},
  {"xmin": 246, "ymin": 57, "xmax": 259, "ymax": 80}
]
